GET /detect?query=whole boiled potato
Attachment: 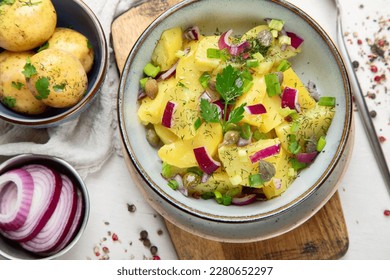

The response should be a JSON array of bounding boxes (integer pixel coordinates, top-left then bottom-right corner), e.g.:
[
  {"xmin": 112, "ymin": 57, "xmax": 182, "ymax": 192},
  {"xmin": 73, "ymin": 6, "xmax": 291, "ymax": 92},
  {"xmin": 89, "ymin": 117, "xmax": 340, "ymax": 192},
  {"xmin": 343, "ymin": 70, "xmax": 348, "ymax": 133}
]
[
  {"xmin": 0, "ymin": 51, "xmax": 46, "ymax": 115},
  {"xmin": 26, "ymin": 49, "xmax": 88, "ymax": 108},
  {"xmin": 47, "ymin": 27, "xmax": 94, "ymax": 73},
  {"xmin": 0, "ymin": 0, "xmax": 57, "ymax": 52}
]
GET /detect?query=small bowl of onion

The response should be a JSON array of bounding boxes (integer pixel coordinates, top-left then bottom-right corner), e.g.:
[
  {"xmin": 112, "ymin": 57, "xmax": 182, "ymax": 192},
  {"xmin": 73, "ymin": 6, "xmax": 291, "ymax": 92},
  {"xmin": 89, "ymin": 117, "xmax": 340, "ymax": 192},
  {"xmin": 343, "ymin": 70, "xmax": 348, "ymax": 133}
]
[
  {"xmin": 0, "ymin": 154, "xmax": 90, "ymax": 260},
  {"xmin": 118, "ymin": 0, "xmax": 353, "ymax": 242},
  {"xmin": 0, "ymin": 0, "xmax": 108, "ymax": 128}
]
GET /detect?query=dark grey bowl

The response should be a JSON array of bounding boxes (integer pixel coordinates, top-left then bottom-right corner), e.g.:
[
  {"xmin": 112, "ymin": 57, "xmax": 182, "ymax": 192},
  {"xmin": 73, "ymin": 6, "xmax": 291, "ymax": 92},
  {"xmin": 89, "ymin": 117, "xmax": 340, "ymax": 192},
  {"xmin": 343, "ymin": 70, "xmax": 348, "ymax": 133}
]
[
  {"xmin": 0, "ymin": 0, "xmax": 108, "ymax": 128},
  {"xmin": 0, "ymin": 154, "xmax": 90, "ymax": 259}
]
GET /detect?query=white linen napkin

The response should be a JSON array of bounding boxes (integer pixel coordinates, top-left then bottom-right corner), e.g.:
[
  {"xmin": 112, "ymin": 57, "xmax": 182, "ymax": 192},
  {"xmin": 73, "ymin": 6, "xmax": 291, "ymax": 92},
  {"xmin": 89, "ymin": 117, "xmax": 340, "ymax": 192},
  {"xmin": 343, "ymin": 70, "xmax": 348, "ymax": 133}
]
[{"xmin": 0, "ymin": 0, "xmax": 136, "ymax": 178}]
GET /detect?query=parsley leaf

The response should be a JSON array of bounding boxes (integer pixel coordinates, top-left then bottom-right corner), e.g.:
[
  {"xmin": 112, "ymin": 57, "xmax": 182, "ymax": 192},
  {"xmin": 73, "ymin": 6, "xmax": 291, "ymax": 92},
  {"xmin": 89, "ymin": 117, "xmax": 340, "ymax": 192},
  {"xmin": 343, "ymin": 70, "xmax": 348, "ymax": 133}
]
[
  {"xmin": 35, "ymin": 77, "xmax": 50, "ymax": 100},
  {"xmin": 2, "ymin": 96, "xmax": 16, "ymax": 108},
  {"xmin": 37, "ymin": 42, "xmax": 49, "ymax": 52},
  {"xmin": 200, "ymin": 98, "xmax": 220, "ymax": 123},
  {"xmin": 22, "ymin": 59, "xmax": 37, "ymax": 78},
  {"xmin": 11, "ymin": 81, "xmax": 24, "ymax": 90},
  {"xmin": 199, "ymin": 65, "xmax": 246, "ymax": 132},
  {"xmin": 215, "ymin": 65, "xmax": 243, "ymax": 103},
  {"xmin": 226, "ymin": 103, "xmax": 246, "ymax": 125}
]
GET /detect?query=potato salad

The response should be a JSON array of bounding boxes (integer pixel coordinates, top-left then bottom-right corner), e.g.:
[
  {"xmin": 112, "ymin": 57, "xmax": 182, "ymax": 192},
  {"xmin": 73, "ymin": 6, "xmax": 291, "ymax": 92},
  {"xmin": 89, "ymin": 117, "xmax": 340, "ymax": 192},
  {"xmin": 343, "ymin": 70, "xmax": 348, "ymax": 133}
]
[{"xmin": 137, "ymin": 19, "xmax": 335, "ymax": 206}]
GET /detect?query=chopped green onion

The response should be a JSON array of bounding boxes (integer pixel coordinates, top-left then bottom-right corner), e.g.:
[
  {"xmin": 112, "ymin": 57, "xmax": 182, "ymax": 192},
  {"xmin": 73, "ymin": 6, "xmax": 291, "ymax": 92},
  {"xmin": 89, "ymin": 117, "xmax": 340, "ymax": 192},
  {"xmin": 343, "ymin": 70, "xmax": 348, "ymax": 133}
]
[
  {"xmin": 276, "ymin": 59, "xmax": 291, "ymax": 72},
  {"xmin": 140, "ymin": 77, "xmax": 148, "ymax": 89},
  {"xmin": 240, "ymin": 123, "xmax": 251, "ymax": 140},
  {"xmin": 318, "ymin": 96, "xmax": 336, "ymax": 107},
  {"xmin": 288, "ymin": 134, "xmax": 301, "ymax": 154},
  {"xmin": 252, "ymin": 52, "xmax": 264, "ymax": 62},
  {"xmin": 199, "ymin": 72, "xmax": 211, "ymax": 88},
  {"xmin": 290, "ymin": 121, "xmax": 300, "ymax": 133},
  {"xmin": 271, "ymin": 29, "xmax": 279, "ymax": 38},
  {"xmin": 161, "ymin": 162, "xmax": 179, "ymax": 178},
  {"xmin": 290, "ymin": 158, "xmax": 307, "ymax": 171},
  {"xmin": 268, "ymin": 19, "xmax": 285, "ymax": 31},
  {"xmin": 246, "ymin": 59, "xmax": 259, "ymax": 68},
  {"xmin": 278, "ymin": 35, "xmax": 291, "ymax": 46},
  {"xmin": 201, "ymin": 192, "xmax": 214, "ymax": 200},
  {"xmin": 143, "ymin": 63, "xmax": 160, "ymax": 78},
  {"xmin": 317, "ymin": 136, "xmax": 327, "ymax": 152},
  {"xmin": 249, "ymin": 174, "xmax": 264, "ymax": 188},
  {"xmin": 207, "ymin": 48, "xmax": 221, "ymax": 59},
  {"xmin": 222, "ymin": 195, "xmax": 232, "ymax": 206},
  {"xmin": 167, "ymin": 179, "xmax": 179, "ymax": 190},
  {"xmin": 194, "ymin": 117, "xmax": 202, "ymax": 131},
  {"xmin": 242, "ymin": 79, "xmax": 254, "ymax": 93},
  {"xmin": 240, "ymin": 68, "xmax": 253, "ymax": 81},
  {"xmin": 264, "ymin": 73, "xmax": 282, "ymax": 97},
  {"xmin": 214, "ymin": 190, "xmax": 223, "ymax": 204}
]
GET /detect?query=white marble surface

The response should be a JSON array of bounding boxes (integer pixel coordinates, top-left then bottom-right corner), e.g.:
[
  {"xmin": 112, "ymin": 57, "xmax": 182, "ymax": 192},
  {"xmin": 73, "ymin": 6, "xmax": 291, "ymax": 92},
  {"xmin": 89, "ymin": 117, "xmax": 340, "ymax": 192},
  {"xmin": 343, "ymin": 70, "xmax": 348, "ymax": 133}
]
[{"xmin": 2, "ymin": 0, "xmax": 390, "ymax": 260}]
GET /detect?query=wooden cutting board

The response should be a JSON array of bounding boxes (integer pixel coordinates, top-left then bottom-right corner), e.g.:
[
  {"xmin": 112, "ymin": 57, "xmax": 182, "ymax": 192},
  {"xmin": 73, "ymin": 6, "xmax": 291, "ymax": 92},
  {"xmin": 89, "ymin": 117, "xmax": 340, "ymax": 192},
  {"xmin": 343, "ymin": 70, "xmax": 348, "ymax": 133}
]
[{"xmin": 111, "ymin": 0, "xmax": 349, "ymax": 260}]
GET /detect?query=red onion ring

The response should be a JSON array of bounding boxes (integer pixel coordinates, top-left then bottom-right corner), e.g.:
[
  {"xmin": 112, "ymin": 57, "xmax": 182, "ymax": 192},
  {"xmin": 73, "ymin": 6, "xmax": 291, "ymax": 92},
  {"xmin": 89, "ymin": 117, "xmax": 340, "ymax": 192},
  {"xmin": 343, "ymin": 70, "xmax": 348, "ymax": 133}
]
[
  {"xmin": 20, "ymin": 174, "xmax": 78, "ymax": 254},
  {"xmin": 193, "ymin": 146, "xmax": 221, "ymax": 175},
  {"xmin": 1, "ymin": 165, "xmax": 63, "ymax": 242},
  {"xmin": 232, "ymin": 194, "xmax": 257, "ymax": 206},
  {"xmin": 218, "ymin": 29, "xmax": 250, "ymax": 56},
  {"xmin": 0, "ymin": 169, "xmax": 34, "ymax": 231}
]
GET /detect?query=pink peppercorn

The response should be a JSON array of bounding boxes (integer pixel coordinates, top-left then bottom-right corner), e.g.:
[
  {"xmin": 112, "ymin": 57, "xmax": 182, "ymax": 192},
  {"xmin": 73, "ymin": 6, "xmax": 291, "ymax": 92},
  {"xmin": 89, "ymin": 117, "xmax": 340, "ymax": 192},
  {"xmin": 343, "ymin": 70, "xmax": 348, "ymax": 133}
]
[
  {"xmin": 153, "ymin": 255, "xmax": 161, "ymax": 260},
  {"xmin": 112, "ymin": 233, "xmax": 119, "ymax": 241},
  {"xmin": 370, "ymin": 65, "xmax": 378, "ymax": 73},
  {"xmin": 384, "ymin": 210, "xmax": 390, "ymax": 216}
]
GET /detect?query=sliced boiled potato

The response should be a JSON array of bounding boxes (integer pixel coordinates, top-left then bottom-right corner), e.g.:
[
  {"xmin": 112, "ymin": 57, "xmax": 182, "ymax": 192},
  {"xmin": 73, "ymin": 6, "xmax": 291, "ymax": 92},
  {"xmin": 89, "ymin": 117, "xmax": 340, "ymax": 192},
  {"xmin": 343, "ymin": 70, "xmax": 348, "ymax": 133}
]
[
  {"xmin": 151, "ymin": 27, "xmax": 183, "ymax": 71},
  {"xmin": 158, "ymin": 122, "xmax": 222, "ymax": 168},
  {"xmin": 194, "ymin": 35, "xmax": 221, "ymax": 72}
]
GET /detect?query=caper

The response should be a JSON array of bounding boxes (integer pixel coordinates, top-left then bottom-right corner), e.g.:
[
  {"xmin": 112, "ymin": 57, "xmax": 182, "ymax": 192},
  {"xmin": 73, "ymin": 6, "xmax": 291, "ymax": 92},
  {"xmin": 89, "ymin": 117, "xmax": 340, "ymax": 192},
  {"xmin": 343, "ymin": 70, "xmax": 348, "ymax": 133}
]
[
  {"xmin": 182, "ymin": 172, "xmax": 201, "ymax": 189},
  {"xmin": 223, "ymin": 130, "xmax": 240, "ymax": 145},
  {"xmin": 146, "ymin": 127, "xmax": 160, "ymax": 147},
  {"xmin": 258, "ymin": 160, "xmax": 276, "ymax": 182},
  {"xmin": 144, "ymin": 78, "xmax": 159, "ymax": 99},
  {"xmin": 257, "ymin": 30, "xmax": 273, "ymax": 47},
  {"xmin": 274, "ymin": 71, "xmax": 284, "ymax": 84}
]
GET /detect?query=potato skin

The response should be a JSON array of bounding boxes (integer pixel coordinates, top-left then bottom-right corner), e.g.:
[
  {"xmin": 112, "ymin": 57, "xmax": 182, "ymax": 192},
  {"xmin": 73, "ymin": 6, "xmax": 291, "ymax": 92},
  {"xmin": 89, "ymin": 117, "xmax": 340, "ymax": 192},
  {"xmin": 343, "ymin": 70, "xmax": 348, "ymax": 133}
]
[
  {"xmin": 27, "ymin": 49, "xmax": 88, "ymax": 108},
  {"xmin": 0, "ymin": 51, "xmax": 46, "ymax": 115},
  {"xmin": 0, "ymin": 0, "xmax": 57, "ymax": 52},
  {"xmin": 47, "ymin": 27, "xmax": 94, "ymax": 73}
]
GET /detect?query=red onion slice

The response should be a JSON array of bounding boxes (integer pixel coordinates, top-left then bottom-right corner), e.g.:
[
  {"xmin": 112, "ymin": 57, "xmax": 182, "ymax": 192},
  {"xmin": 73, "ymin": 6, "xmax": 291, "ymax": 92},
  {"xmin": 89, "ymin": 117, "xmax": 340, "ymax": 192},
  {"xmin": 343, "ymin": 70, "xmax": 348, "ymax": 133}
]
[
  {"xmin": 249, "ymin": 144, "xmax": 281, "ymax": 164},
  {"xmin": 193, "ymin": 146, "xmax": 221, "ymax": 175},
  {"xmin": 296, "ymin": 152, "xmax": 318, "ymax": 164},
  {"xmin": 157, "ymin": 61, "xmax": 178, "ymax": 81},
  {"xmin": 184, "ymin": 26, "xmax": 200, "ymax": 41},
  {"xmin": 281, "ymin": 87, "xmax": 301, "ymax": 113},
  {"xmin": 244, "ymin": 104, "xmax": 267, "ymax": 115},
  {"xmin": 50, "ymin": 188, "xmax": 83, "ymax": 254},
  {"xmin": 232, "ymin": 194, "xmax": 257, "ymax": 206},
  {"xmin": 218, "ymin": 29, "xmax": 250, "ymax": 56},
  {"xmin": 0, "ymin": 169, "xmax": 34, "ymax": 231},
  {"xmin": 286, "ymin": 31, "xmax": 304, "ymax": 49},
  {"xmin": 161, "ymin": 101, "xmax": 176, "ymax": 128},
  {"xmin": 20, "ymin": 174, "xmax": 78, "ymax": 254},
  {"xmin": 1, "ymin": 165, "xmax": 62, "ymax": 242}
]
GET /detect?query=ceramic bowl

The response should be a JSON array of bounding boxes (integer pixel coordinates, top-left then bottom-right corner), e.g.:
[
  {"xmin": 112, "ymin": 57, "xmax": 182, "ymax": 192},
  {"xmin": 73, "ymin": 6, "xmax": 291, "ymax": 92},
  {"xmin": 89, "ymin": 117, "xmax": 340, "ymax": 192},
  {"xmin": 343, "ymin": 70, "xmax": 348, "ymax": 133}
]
[
  {"xmin": 0, "ymin": 154, "xmax": 90, "ymax": 259},
  {"xmin": 118, "ymin": 0, "xmax": 353, "ymax": 242},
  {"xmin": 0, "ymin": 0, "xmax": 108, "ymax": 128}
]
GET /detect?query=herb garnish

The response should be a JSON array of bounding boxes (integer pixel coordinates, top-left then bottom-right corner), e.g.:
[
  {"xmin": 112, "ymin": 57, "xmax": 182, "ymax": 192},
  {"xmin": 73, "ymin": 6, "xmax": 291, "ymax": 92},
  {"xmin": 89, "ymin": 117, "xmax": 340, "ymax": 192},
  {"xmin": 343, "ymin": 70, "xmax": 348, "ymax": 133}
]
[
  {"xmin": 37, "ymin": 42, "xmax": 49, "ymax": 52},
  {"xmin": 200, "ymin": 65, "xmax": 246, "ymax": 132},
  {"xmin": 35, "ymin": 77, "xmax": 50, "ymax": 100},
  {"xmin": 11, "ymin": 81, "xmax": 24, "ymax": 90},
  {"xmin": 2, "ymin": 96, "xmax": 16, "ymax": 108},
  {"xmin": 53, "ymin": 83, "xmax": 66, "ymax": 92},
  {"xmin": 22, "ymin": 58, "xmax": 37, "ymax": 78}
]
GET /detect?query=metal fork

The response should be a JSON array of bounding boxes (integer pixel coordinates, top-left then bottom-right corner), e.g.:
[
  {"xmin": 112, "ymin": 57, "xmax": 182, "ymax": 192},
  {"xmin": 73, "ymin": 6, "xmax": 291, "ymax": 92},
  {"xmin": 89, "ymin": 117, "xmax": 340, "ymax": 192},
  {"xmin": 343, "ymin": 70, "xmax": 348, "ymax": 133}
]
[{"xmin": 332, "ymin": 0, "xmax": 390, "ymax": 191}]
